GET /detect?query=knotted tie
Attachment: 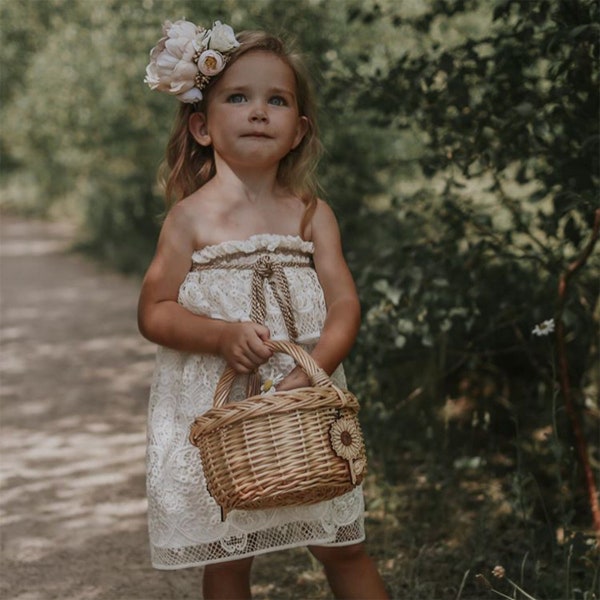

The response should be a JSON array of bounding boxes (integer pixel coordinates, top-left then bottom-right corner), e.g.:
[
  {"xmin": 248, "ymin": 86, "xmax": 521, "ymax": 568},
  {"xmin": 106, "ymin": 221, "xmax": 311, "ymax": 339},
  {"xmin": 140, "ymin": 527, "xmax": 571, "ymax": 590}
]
[
  {"xmin": 250, "ymin": 255, "xmax": 299, "ymax": 341},
  {"xmin": 247, "ymin": 255, "xmax": 301, "ymax": 396}
]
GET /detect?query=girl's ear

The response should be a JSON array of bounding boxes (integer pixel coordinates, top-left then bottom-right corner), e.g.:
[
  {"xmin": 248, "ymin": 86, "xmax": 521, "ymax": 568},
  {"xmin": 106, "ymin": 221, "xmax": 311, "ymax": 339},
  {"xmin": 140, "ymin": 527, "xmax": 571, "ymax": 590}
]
[
  {"xmin": 291, "ymin": 116, "xmax": 310, "ymax": 150},
  {"xmin": 189, "ymin": 112, "xmax": 212, "ymax": 147}
]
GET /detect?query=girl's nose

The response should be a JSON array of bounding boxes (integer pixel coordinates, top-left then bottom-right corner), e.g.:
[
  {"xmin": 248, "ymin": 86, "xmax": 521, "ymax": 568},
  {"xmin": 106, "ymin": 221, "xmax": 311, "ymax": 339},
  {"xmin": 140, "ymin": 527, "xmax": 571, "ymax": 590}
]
[{"xmin": 249, "ymin": 106, "xmax": 268, "ymax": 123}]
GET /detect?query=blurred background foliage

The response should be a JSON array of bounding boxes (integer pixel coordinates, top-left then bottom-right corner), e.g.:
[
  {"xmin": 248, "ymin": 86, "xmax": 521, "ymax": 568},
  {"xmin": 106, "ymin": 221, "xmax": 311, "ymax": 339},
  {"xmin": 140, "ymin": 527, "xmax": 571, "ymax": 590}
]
[{"xmin": 1, "ymin": 0, "xmax": 598, "ymax": 597}]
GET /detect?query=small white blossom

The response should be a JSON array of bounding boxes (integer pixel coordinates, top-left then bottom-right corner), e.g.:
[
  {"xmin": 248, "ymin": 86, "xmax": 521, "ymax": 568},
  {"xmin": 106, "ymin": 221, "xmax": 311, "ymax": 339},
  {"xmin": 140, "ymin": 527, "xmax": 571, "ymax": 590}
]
[
  {"xmin": 492, "ymin": 565, "xmax": 506, "ymax": 579},
  {"xmin": 532, "ymin": 318, "xmax": 555, "ymax": 337},
  {"xmin": 260, "ymin": 373, "xmax": 284, "ymax": 395}
]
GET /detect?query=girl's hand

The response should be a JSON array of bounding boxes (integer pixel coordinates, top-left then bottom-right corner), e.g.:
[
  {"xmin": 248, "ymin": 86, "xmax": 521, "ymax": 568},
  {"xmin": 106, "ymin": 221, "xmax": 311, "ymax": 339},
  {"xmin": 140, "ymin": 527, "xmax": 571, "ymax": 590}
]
[
  {"xmin": 218, "ymin": 322, "xmax": 272, "ymax": 373},
  {"xmin": 276, "ymin": 366, "xmax": 310, "ymax": 391}
]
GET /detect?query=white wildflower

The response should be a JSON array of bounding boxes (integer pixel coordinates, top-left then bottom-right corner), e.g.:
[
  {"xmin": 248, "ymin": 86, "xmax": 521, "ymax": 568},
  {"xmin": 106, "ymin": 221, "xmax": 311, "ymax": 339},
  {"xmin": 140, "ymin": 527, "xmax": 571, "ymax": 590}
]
[
  {"xmin": 532, "ymin": 318, "xmax": 555, "ymax": 337},
  {"xmin": 260, "ymin": 373, "xmax": 284, "ymax": 395}
]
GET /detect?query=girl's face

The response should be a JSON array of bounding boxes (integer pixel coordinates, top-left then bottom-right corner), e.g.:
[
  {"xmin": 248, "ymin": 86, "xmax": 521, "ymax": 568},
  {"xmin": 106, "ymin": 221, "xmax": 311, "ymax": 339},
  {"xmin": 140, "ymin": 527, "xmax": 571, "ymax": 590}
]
[{"xmin": 189, "ymin": 50, "xmax": 308, "ymax": 171}]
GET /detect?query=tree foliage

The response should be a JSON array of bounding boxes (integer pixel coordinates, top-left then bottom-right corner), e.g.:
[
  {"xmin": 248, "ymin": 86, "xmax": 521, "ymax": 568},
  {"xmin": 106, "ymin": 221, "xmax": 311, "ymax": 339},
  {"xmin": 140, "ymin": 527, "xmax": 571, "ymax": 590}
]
[{"xmin": 340, "ymin": 0, "xmax": 598, "ymax": 449}]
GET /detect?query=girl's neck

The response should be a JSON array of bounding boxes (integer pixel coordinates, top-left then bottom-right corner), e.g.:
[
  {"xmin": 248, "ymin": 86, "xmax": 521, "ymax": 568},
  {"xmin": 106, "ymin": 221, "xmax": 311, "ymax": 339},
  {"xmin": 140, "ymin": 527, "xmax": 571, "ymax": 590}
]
[{"xmin": 211, "ymin": 156, "xmax": 281, "ymax": 204}]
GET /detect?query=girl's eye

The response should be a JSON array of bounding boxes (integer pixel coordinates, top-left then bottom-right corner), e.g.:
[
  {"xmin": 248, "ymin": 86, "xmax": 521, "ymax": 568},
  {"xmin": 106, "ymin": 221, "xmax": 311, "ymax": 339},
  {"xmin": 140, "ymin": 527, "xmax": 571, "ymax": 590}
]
[
  {"xmin": 269, "ymin": 96, "xmax": 287, "ymax": 107},
  {"xmin": 227, "ymin": 93, "xmax": 246, "ymax": 104}
]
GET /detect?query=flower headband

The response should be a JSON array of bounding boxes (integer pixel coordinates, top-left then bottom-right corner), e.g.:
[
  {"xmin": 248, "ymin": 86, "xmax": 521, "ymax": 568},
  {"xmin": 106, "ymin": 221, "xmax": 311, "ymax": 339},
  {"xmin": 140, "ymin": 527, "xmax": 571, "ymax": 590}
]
[{"xmin": 144, "ymin": 19, "xmax": 240, "ymax": 104}]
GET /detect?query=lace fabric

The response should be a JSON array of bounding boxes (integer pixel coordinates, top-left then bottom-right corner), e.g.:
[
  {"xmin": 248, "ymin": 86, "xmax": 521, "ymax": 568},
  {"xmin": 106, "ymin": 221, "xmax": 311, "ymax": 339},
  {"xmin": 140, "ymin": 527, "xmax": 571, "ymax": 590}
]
[{"xmin": 146, "ymin": 234, "xmax": 365, "ymax": 569}]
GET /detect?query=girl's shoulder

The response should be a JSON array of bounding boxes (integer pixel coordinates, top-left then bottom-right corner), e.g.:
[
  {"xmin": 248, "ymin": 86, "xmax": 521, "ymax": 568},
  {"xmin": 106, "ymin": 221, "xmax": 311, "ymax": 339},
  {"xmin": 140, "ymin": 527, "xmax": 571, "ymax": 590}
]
[
  {"xmin": 176, "ymin": 186, "xmax": 216, "ymax": 212},
  {"xmin": 161, "ymin": 191, "xmax": 220, "ymax": 251},
  {"xmin": 313, "ymin": 198, "xmax": 335, "ymax": 218},
  {"xmin": 164, "ymin": 195, "xmax": 204, "ymax": 232},
  {"xmin": 307, "ymin": 198, "xmax": 340, "ymax": 240}
]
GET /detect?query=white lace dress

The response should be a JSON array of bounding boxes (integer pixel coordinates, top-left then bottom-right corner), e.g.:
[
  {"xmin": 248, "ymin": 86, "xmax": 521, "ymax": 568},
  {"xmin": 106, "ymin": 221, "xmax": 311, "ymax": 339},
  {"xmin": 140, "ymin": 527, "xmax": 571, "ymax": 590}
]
[{"xmin": 146, "ymin": 234, "xmax": 365, "ymax": 569}]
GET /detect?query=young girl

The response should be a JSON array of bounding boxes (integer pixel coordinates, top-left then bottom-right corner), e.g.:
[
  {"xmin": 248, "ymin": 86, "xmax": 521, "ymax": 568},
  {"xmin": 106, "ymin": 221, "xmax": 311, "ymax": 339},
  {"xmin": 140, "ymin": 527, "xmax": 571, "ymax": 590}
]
[{"xmin": 138, "ymin": 19, "xmax": 388, "ymax": 600}]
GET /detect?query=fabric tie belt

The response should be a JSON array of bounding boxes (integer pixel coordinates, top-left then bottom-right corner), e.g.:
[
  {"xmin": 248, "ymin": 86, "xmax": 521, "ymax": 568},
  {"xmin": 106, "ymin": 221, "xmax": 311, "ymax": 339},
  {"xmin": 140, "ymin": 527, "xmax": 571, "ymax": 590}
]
[{"xmin": 191, "ymin": 251, "xmax": 313, "ymax": 342}]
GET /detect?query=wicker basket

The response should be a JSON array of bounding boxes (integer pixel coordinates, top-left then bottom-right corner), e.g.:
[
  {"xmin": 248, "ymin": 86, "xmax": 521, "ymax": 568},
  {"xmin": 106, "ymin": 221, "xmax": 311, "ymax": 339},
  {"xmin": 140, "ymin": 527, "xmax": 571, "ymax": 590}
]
[{"xmin": 189, "ymin": 340, "xmax": 367, "ymax": 518}]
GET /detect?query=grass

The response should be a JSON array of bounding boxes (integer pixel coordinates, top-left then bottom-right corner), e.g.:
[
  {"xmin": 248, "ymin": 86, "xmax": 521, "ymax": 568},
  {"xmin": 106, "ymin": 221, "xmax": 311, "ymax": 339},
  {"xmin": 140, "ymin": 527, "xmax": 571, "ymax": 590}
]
[{"xmin": 251, "ymin": 434, "xmax": 599, "ymax": 600}]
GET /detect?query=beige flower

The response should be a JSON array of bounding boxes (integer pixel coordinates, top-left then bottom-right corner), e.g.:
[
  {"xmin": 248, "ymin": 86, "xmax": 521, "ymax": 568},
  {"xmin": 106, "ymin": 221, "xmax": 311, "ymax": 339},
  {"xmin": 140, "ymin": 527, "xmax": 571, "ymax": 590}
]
[
  {"xmin": 198, "ymin": 49, "xmax": 226, "ymax": 77},
  {"xmin": 329, "ymin": 416, "xmax": 363, "ymax": 461}
]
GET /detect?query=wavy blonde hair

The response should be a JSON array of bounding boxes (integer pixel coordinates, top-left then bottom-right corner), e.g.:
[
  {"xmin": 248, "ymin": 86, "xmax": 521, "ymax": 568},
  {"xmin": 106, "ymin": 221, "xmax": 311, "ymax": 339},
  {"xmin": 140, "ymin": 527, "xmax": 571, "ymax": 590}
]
[{"xmin": 159, "ymin": 30, "xmax": 322, "ymax": 235}]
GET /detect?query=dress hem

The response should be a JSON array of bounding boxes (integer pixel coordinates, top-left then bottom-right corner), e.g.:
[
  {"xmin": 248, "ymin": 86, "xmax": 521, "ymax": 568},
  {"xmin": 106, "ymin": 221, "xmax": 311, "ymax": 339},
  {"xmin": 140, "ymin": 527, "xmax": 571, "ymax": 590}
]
[{"xmin": 150, "ymin": 533, "xmax": 366, "ymax": 571}]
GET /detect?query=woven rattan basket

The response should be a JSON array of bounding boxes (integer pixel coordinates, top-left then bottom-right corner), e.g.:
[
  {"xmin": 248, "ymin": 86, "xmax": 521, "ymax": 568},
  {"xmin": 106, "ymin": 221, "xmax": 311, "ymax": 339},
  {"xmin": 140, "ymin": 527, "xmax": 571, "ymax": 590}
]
[{"xmin": 189, "ymin": 340, "xmax": 367, "ymax": 518}]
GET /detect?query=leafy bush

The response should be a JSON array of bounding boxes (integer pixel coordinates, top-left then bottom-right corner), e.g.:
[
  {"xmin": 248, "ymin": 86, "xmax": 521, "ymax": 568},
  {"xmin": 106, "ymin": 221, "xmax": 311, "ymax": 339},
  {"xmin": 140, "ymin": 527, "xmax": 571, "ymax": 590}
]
[{"xmin": 337, "ymin": 0, "xmax": 599, "ymax": 477}]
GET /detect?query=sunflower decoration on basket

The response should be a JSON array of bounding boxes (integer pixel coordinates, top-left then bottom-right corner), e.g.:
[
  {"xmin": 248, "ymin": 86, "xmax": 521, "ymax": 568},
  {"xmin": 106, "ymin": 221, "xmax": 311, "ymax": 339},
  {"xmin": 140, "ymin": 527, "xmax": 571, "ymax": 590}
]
[
  {"xmin": 329, "ymin": 416, "xmax": 367, "ymax": 485},
  {"xmin": 189, "ymin": 340, "xmax": 367, "ymax": 519}
]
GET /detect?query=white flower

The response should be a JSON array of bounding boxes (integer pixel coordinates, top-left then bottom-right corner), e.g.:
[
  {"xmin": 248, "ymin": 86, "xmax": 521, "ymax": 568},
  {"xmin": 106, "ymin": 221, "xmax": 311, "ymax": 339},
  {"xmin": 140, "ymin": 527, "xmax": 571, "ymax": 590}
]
[
  {"xmin": 260, "ymin": 374, "xmax": 284, "ymax": 395},
  {"xmin": 176, "ymin": 87, "xmax": 204, "ymax": 103},
  {"xmin": 194, "ymin": 28, "xmax": 212, "ymax": 51},
  {"xmin": 164, "ymin": 19, "xmax": 198, "ymax": 41},
  {"xmin": 492, "ymin": 565, "xmax": 506, "ymax": 579},
  {"xmin": 532, "ymin": 318, "xmax": 555, "ymax": 337},
  {"xmin": 207, "ymin": 21, "xmax": 240, "ymax": 53},
  {"xmin": 198, "ymin": 49, "xmax": 226, "ymax": 77},
  {"xmin": 144, "ymin": 19, "xmax": 200, "ymax": 101}
]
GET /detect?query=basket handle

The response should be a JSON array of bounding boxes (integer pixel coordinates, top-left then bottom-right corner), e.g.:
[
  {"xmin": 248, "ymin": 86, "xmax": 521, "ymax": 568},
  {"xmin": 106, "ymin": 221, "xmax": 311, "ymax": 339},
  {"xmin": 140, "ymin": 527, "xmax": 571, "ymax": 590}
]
[{"xmin": 212, "ymin": 340, "xmax": 332, "ymax": 409}]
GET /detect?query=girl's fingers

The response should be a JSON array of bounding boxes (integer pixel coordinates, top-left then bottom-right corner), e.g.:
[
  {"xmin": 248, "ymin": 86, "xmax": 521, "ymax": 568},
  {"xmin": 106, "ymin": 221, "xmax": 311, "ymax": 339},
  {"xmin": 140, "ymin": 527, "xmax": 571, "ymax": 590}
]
[
  {"xmin": 255, "ymin": 325, "xmax": 271, "ymax": 341},
  {"xmin": 223, "ymin": 323, "xmax": 273, "ymax": 372},
  {"xmin": 230, "ymin": 346, "xmax": 269, "ymax": 372},
  {"xmin": 231, "ymin": 355, "xmax": 254, "ymax": 373},
  {"xmin": 275, "ymin": 367, "xmax": 310, "ymax": 391},
  {"xmin": 247, "ymin": 336, "xmax": 272, "ymax": 361}
]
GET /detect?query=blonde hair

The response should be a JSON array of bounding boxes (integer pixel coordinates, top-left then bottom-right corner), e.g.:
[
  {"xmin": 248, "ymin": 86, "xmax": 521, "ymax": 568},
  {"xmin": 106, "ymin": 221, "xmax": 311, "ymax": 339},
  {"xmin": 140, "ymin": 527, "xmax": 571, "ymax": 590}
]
[{"xmin": 159, "ymin": 30, "xmax": 322, "ymax": 234}]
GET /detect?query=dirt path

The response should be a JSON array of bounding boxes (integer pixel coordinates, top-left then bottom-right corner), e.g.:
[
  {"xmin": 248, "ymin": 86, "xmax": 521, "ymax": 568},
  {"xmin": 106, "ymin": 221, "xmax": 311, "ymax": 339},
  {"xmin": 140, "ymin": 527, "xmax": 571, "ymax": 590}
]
[{"xmin": 0, "ymin": 217, "xmax": 205, "ymax": 599}]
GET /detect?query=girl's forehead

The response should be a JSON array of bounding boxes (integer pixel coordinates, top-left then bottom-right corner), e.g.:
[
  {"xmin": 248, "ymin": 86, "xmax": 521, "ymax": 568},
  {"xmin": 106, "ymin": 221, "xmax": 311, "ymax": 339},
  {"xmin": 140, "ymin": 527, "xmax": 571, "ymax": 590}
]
[{"xmin": 219, "ymin": 50, "xmax": 296, "ymax": 87}]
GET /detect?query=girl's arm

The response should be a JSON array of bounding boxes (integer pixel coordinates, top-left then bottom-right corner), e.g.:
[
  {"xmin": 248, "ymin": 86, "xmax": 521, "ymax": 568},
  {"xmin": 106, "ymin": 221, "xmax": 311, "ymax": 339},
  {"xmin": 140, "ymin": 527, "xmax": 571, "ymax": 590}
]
[
  {"xmin": 137, "ymin": 203, "xmax": 272, "ymax": 373},
  {"xmin": 278, "ymin": 200, "xmax": 361, "ymax": 390}
]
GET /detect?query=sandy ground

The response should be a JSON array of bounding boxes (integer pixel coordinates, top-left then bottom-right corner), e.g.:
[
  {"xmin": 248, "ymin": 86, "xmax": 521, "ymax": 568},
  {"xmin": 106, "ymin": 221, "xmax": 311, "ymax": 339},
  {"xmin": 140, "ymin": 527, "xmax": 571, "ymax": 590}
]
[{"xmin": 0, "ymin": 217, "xmax": 206, "ymax": 599}]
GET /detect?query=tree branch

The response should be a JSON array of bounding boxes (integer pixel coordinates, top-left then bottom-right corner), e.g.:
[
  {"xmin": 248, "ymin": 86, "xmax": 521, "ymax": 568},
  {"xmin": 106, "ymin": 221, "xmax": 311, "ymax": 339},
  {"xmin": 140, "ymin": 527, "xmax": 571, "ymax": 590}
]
[{"xmin": 555, "ymin": 208, "xmax": 600, "ymax": 538}]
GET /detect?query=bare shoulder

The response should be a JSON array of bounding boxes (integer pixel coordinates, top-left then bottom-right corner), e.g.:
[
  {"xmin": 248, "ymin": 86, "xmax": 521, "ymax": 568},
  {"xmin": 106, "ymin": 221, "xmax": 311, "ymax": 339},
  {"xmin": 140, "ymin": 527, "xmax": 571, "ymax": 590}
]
[
  {"xmin": 165, "ymin": 188, "xmax": 221, "ymax": 250},
  {"xmin": 311, "ymin": 199, "xmax": 342, "ymax": 248},
  {"xmin": 165, "ymin": 197, "xmax": 197, "ymax": 228},
  {"xmin": 159, "ymin": 198, "xmax": 200, "ymax": 255}
]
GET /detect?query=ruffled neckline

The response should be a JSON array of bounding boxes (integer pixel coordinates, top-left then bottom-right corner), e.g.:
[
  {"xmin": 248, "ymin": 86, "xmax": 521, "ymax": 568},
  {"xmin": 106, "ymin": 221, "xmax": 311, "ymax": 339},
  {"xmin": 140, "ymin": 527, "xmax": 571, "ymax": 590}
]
[{"xmin": 191, "ymin": 233, "xmax": 314, "ymax": 264}]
